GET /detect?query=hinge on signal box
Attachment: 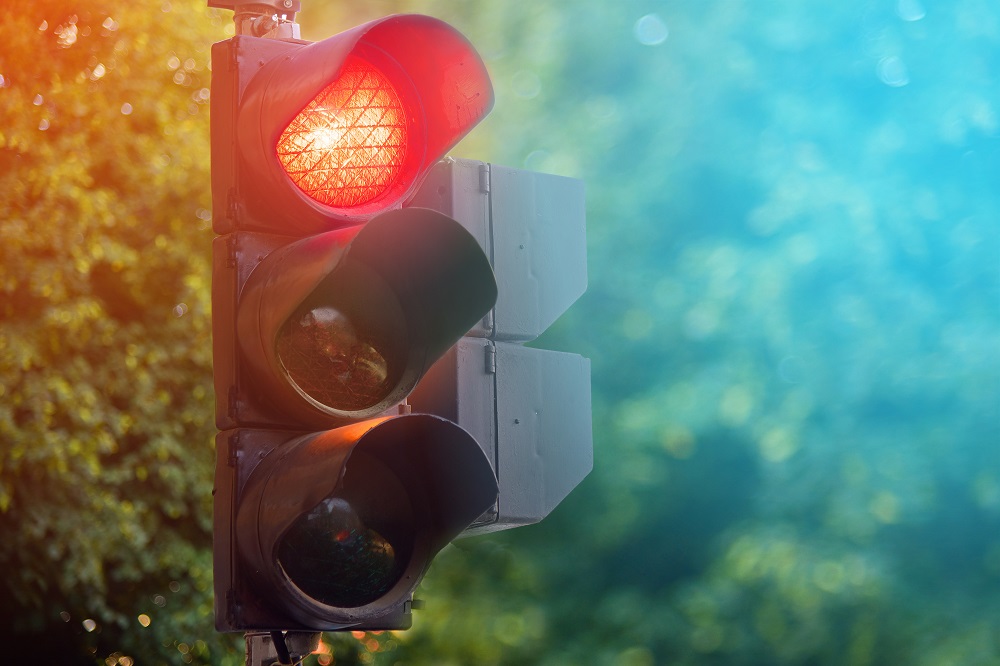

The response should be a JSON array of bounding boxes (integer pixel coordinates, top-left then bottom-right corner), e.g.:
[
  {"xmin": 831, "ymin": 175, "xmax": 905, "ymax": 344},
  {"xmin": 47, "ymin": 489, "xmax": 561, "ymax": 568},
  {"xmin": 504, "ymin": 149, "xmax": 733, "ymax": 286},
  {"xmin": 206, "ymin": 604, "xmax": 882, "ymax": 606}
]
[
  {"xmin": 228, "ymin": 385, "xmax": 239, "ymax": 419},
  {"xmin": 225, "ymin": 234, "xmax": 238, "ymax": 268},
  {"xmin": 226, "ymin": 188, "xmax": 240, "ymax": 223},
  {"xmin": 484, "ymin": 343, "xmax": 496, "ymax": 375},
  {"xmin": 227, "ymin": 430, "xmax": 240, "ymax": 467},
  {"xmin": 228, "ymin": 38, "xmax": 239, "ymax": 71},
  {"xmin": 478, "ymin": 163, "xmax": 490, "ymax": 194}
]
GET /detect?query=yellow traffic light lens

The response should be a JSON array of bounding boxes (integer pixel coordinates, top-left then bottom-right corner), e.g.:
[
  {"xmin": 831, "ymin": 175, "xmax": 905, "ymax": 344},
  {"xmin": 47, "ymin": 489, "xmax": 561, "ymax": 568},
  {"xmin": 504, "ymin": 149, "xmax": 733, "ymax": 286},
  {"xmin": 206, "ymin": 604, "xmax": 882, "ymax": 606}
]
[
  {"xmin": 276, "ymin": 55, "xmax": 407, "ymax": 209},
  {"xmin": 276, "ymin": 304, "xmax": 392, "ymax": 413},
  {"xmin": 277, "ymin": 449, "xmax": 415, "ymax": 608}
]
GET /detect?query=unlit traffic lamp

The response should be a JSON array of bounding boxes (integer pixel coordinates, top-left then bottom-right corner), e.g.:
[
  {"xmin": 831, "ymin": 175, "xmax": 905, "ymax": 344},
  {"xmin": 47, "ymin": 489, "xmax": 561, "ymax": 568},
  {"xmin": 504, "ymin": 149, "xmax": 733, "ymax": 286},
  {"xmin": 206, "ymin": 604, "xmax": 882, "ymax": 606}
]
[
  {"xmin": 225, "ymin": 415, "xmax": 498, "ymax": 630},
  {"xmin": 210, "ymin": 8, "xmax": 500, "ymax": 632}
]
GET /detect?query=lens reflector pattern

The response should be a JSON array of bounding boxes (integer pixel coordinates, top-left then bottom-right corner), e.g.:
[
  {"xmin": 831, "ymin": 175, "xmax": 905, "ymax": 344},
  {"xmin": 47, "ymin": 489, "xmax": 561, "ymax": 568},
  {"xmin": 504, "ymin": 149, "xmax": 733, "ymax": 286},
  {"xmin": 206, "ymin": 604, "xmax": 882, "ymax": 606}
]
[{"xmin": 276, "ymin": 55, "xmax": 407, "ymax": 209}]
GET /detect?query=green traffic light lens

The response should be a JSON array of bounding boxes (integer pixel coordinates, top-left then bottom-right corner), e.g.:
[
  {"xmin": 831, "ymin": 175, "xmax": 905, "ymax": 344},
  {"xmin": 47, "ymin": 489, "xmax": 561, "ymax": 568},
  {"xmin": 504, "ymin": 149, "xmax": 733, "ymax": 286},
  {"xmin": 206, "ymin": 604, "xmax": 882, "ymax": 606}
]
[{"xmin": 277, "ymin": 450, "xmax": 416, "ymax": 608}]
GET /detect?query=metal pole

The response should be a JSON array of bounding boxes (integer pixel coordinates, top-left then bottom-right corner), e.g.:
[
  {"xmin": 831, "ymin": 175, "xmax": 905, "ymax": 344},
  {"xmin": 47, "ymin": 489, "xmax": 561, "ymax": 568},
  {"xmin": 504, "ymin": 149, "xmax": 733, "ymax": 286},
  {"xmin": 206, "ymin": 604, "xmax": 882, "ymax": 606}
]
[{"xmin": 245, "ymin": 631, "xmax": 321, "ymax": 666}]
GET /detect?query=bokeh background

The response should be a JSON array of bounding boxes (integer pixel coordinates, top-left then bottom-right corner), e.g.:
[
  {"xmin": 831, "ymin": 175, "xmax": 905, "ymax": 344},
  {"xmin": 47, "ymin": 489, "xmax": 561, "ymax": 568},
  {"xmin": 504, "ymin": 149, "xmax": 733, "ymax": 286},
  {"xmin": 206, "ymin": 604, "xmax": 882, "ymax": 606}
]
[{"xmin": 2, "ymin": 0, "xmax": 999, "ymax": 664}]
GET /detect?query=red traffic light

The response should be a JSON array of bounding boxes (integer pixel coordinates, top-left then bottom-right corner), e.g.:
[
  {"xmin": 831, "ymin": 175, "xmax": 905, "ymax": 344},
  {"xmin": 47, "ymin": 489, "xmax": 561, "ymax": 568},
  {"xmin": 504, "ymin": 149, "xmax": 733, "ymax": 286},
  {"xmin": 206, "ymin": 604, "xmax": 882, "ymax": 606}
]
[
  {"xmin": 276, "ymin": 55, "xmax": 408, "ymax": 209},
  {"xmin": 230, "ymin": 14, "xmax": 495, "ymax": 233}
]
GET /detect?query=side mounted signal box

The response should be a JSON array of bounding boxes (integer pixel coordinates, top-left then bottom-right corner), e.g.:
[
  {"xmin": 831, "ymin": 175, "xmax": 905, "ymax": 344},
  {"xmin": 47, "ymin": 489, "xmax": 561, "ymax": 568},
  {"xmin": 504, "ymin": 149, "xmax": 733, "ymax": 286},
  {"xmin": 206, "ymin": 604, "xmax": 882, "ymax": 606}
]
[
  {"xmin": 408, "ymin": 158, "xmax": 588, "ymax": 342},
  {"xmin": 408, "ymin": 159, "xmax": 593, "ymax": 535}
]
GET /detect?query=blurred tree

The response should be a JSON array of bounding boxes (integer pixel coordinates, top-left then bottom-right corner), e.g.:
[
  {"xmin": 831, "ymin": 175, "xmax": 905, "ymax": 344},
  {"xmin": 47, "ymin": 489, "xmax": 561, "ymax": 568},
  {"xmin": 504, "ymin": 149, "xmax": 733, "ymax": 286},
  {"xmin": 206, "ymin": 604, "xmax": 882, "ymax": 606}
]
[{"xmin": 0, "ymin": 1, "xmax": 241, "ymax": 663}]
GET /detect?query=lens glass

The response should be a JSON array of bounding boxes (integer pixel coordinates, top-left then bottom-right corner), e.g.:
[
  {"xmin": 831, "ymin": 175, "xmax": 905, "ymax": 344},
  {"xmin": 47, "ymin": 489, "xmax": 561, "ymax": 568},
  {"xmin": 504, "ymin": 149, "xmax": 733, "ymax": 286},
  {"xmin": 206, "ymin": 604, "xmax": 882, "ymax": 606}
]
[
  {"xmin": 276, "ymin": 55, "xmax": 407, "ymax": 209},
  {"xmin": 275, "ymin": 260, "xmax": 409, "ymax": 414},
  {"xmin": 276, "ymin": 304, "xmax": 391, "ymax": 412},
  {"xmin": 277, "ymin": 450, "xmax": 416, "ymax": 608}
]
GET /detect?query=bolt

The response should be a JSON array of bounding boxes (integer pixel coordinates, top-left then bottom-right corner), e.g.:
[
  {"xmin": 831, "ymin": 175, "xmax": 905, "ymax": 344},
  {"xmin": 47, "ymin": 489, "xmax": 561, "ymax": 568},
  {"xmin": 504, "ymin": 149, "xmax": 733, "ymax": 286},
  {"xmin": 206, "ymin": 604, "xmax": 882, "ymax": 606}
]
[{"xmin": 283, "ymin": 0, "xmax": 293, "ymax": 7}]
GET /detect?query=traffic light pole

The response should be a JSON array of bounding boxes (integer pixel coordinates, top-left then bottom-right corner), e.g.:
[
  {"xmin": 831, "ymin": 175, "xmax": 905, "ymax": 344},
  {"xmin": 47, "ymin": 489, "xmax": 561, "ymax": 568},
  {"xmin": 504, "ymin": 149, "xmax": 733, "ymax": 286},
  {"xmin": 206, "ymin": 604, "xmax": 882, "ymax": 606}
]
[{"xmin": 246, "ymin": 631, "xmax": 320, "ymax": 666}]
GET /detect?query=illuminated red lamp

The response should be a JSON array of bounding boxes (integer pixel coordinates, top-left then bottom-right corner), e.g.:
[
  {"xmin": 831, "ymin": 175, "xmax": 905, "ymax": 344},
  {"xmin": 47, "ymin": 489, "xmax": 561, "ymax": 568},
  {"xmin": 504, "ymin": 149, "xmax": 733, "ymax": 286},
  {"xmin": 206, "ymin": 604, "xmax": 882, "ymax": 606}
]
[
  {"xmin": 237, "ymin": 14, "xmax": 494, "ymax": 233},
  {"xmin": 276, "ymin": 55, "xmax": 407, "ymax": 209}
]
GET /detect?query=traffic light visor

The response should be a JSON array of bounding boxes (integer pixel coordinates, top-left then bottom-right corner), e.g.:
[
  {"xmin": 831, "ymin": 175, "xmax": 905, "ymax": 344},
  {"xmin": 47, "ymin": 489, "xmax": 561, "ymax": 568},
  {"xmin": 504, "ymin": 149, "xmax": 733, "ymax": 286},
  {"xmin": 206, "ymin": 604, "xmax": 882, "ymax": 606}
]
[
  {"xmin": 236, "ymin": 415, "xmax": 499, "ymax": 626},
  {"xmin": 237, "ymin": 14, "xmax": 495, "ymax": 230},
  {"xmin": 236, "ymin": 208, "xmax": 498, "ymax": 427}
]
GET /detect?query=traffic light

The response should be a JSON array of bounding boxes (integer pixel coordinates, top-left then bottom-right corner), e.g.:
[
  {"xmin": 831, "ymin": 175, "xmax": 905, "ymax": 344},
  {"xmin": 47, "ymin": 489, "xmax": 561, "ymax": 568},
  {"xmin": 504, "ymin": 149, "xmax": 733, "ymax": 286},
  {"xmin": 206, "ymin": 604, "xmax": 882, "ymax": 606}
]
[{"xmin": 209, "ymin": 9, "xmax": 501, "ymax": 632}]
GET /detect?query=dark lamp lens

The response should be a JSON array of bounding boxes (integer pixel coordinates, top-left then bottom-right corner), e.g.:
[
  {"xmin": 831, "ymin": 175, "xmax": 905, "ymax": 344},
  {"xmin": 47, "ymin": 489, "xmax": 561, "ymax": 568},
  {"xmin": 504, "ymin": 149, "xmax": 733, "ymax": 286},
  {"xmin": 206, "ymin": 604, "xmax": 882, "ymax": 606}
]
[
  {"xmin": 276, "ymin": 305, "xmax": 391, "ymax": 412},
  {"xmin": 277, "ymin": 451, "xmax": 415, "ymax": 608},
  {"xmin": 274, "ymin": 261, "xmax": 409, "ymax": 414}
]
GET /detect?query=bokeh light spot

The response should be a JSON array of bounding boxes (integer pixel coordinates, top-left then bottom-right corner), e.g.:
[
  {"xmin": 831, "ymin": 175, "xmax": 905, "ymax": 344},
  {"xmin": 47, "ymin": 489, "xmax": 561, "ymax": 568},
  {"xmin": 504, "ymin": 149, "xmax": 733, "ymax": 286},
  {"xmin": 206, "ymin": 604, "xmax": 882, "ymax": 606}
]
[
  {"xmin": 877, "ymin": 56, "xmax": 910, "ymax": 87},
  {"xmin": 719, "ymin": 385, "xmax": 754, "ymax": 425},
  {"xmin": 512, "ymin": 70, "xmax": 541, "ymax": 99},
  {"xmin": 622, "ymin": 308, "xmax": 653, "ymax": 340},
  {"xmin": 661, "ymin": 424, "xmax": 696, "ymax": 459},
  {"xmin": 869, "ymin": 491, "xmax": 900, "ymax": 523},
  {"xmin": 634, "ymin": 13, "xmax": 669, "ymax": 46},
  {"xmin": 759, "ymin": 427, "xmax": 798, "ymax": 462}
]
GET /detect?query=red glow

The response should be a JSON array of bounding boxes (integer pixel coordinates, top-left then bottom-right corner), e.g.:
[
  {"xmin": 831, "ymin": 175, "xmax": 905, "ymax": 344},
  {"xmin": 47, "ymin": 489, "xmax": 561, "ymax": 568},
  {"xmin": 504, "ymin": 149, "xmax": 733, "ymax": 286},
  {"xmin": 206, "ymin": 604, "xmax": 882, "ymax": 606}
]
[{"xmin": 276, "ymin": 56, "xmax": 406, "ymax": 209}]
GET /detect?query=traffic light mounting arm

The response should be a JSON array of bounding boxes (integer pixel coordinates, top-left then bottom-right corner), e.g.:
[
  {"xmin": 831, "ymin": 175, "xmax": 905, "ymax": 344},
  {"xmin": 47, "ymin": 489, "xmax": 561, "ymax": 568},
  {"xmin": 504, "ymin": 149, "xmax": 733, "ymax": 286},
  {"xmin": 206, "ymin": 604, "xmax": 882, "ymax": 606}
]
[{"xmin": 207, "ymin": 0, "xmax": 301, "ymax": 39}]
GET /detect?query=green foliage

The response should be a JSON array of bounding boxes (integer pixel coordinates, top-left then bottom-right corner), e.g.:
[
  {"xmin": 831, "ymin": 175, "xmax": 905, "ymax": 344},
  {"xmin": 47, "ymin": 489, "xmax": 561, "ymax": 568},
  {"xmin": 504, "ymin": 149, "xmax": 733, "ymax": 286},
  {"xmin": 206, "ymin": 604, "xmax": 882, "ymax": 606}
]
[{"xmin": 0, "ymin": 1, "xmax": 241, "ymax": 662}]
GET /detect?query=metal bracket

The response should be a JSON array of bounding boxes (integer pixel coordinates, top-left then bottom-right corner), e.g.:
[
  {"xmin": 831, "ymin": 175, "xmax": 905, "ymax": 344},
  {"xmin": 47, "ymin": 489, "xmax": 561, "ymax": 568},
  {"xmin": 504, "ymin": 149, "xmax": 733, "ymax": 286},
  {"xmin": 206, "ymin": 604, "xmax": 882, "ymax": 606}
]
[
  {"xmin": 227, "ymin": 429, "xmax": 240, "ymax": 467},
  {"xmin": 208, "ymin": 0, "xmax": 302, "ymax": 39},
  {"xmin": 208, "ymin": 0, "xmax": 301, "ymax": 12},
  {"xmin": 244, "ymin": 631, "xmax": 319, "ymax": 666}
]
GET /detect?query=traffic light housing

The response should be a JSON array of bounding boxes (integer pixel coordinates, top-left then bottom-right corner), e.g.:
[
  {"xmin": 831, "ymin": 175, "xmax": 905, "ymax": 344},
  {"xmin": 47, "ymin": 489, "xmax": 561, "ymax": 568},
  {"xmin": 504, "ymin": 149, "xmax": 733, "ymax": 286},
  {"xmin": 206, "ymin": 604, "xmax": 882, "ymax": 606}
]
[
  {"xmin": 211, "ymin": 13, "xmax": 500, "ymax": 632},
  {"xmin": 217, "ymin": 416, "xmax": 497, "ymax": 630},
  {"xmin": 210, "ymin": 7, "xmax": 592, "ymax": 637}
]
